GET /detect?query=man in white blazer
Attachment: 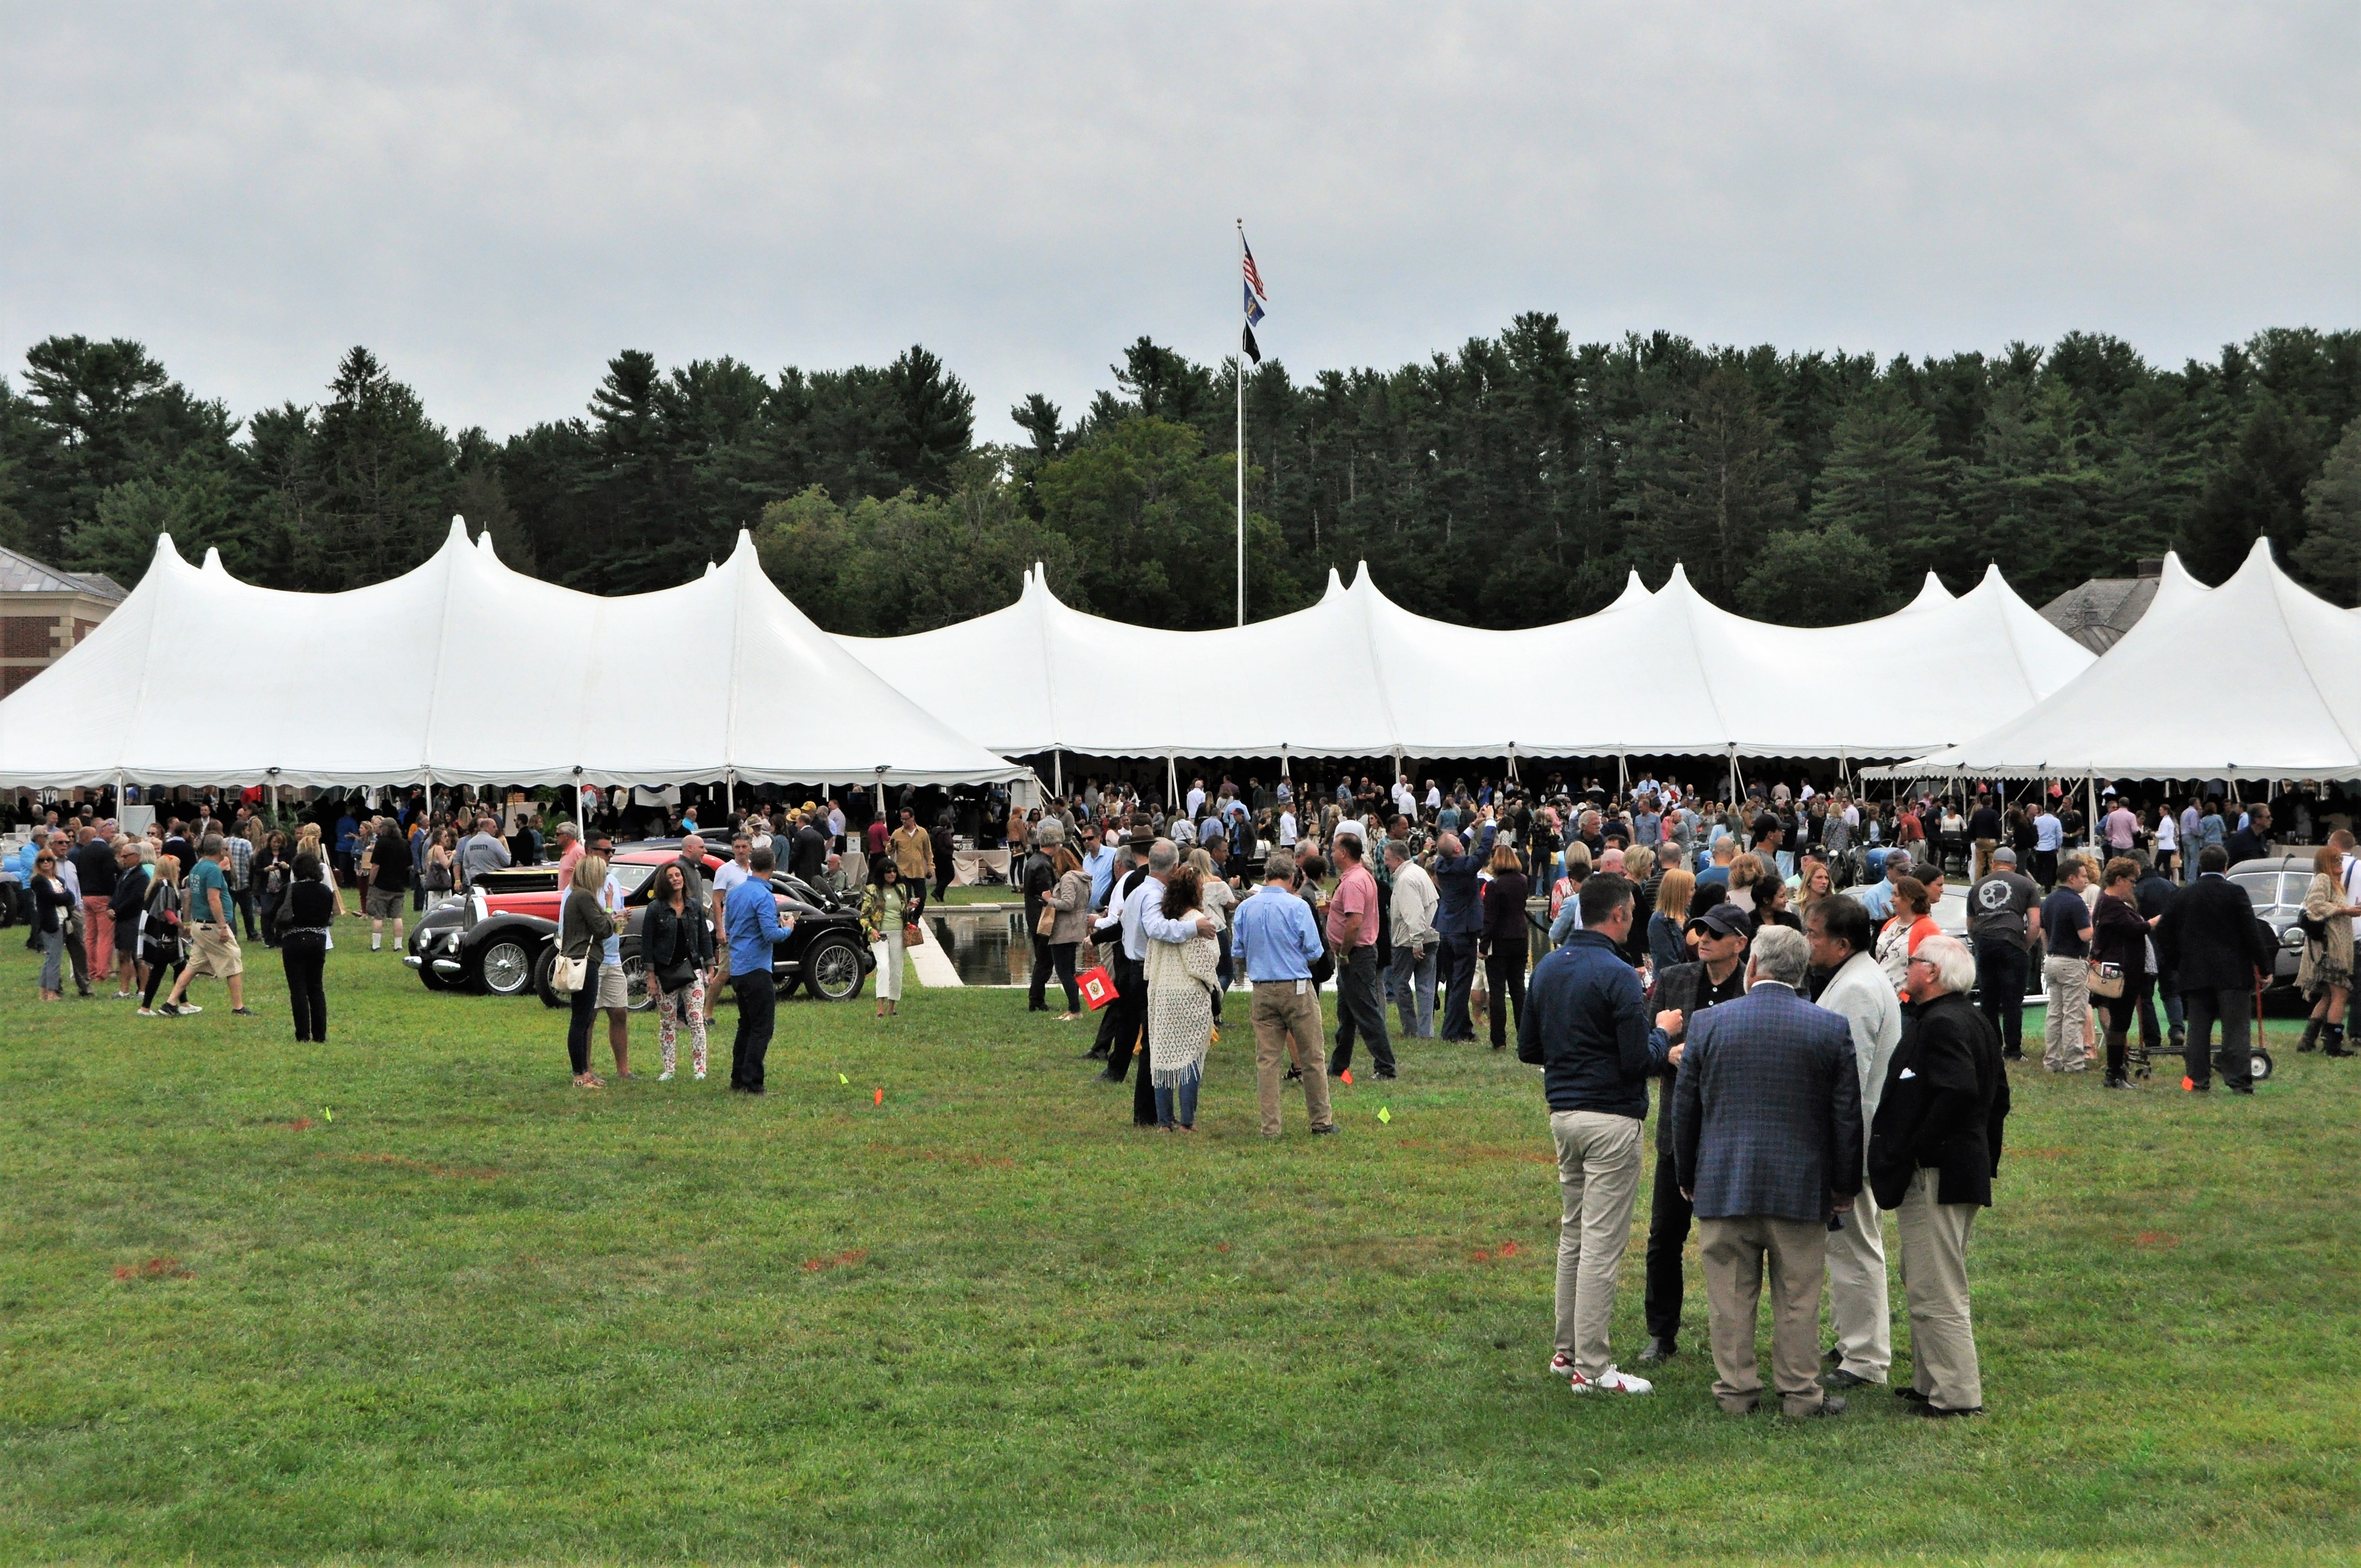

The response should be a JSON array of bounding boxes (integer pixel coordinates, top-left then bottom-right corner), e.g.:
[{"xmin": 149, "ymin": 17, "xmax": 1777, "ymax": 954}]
[{"xmin": 1806, "ymin": 892, "xmax": 1905, "ymax": 1389}]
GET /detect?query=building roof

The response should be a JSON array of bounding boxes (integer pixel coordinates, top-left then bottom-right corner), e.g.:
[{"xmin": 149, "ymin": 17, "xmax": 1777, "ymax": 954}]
[
  {"xmin": 2039, "ymin": 560, "xmax": 2162, "ymax": 652},
  {"xmin": 0, "ymin": 543, "xmax": 126, "ymax": 603}
]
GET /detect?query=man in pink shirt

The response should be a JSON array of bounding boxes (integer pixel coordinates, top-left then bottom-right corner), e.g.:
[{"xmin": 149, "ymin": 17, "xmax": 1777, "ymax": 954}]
[
  {"xmin": 1325, "ymin": 834, "xmax": 1397, "ymax": 1080},
  {"xmin": 2101, "ymin": 797, "xmax": 2139, "ymax": 854}
]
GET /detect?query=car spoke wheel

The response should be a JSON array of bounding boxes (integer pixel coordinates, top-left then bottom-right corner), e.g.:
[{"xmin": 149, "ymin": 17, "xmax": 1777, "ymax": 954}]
[
  {"xmin": 805, "ymin": 935, "xmax": 864, "ymax": 1001},
  {"xmin": 481, "ymin": 939, "xmax": 534, "ymax": 996},
  {"xmin": 622, "ymin": 956, "xmax": 655, "ymax": 1013}
]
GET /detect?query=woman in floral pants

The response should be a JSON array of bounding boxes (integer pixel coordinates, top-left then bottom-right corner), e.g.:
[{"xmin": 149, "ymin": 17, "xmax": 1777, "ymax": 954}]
[{"xmin": 639, "ymin": 863, "xmax": 715, "ymax": 1081}]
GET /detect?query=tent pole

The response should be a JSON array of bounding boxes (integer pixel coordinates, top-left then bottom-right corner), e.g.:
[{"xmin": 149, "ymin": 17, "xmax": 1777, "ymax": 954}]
[
  {"xmin": 1617, "ymin": 752, "xmax": 1627, "ymax": 797},
  {"xmin": 1167, "ymin": 754, "xmax": 1178, "ymax": 810},
  {"xmin": 1053, "ymin": 749, "xmax": 1062, "ymax": 798},
  {"xmin": 2088, "ymin": 773, "xmax": 2098, "ymax": 842},
  {"xmin": 725, "ymin": 769, "xmax": 735, "ymax": 820}
]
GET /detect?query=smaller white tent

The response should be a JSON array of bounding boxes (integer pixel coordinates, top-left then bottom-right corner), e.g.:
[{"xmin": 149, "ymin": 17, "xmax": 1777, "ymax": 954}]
[
  {"xmin": 1865, "ymin": 540, "xmax": 2361, "ymax": 783},
  {"xmin": 0, "ymin": 520, "xmax": 1027, "ymax": 789}
]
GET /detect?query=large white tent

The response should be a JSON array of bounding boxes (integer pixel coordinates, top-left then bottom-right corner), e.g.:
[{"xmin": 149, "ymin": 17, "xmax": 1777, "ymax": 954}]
[
  {"xmin": 0, "ymin": 520, "xmax": 1027, "ymax": 789},
  {"xmin": 840, "ymin": 557, "xmax": 2093, "ymax": 766},
  {"xmin": 1867, "ymin": 538, "xmax": 2361, "ymax": 784}
]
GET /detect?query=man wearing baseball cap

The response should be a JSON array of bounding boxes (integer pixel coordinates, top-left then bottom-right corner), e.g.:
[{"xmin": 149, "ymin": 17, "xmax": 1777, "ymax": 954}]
[{"xmin": 1635, "ymin": 902, "xmax": 1751, "ymax": 1365}]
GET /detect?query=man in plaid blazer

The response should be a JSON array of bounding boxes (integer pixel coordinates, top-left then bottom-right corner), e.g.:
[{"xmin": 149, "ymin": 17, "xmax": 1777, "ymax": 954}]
[{"xmin": 1673, "ymin": 924, "xmax": 1864, "ymax": 1417}]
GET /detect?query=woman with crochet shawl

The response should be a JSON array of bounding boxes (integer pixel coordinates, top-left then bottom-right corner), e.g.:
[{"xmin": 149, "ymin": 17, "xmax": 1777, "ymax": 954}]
[{"xmin": 1145, "ymin": 864, "xmax": 1221, "ymax": 1132}]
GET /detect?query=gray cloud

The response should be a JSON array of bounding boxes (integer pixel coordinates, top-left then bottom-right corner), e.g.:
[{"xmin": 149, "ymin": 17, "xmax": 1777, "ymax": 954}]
[{"xmin": 3, "ymin": 2, "xmax": 2353, "ymax": 442}]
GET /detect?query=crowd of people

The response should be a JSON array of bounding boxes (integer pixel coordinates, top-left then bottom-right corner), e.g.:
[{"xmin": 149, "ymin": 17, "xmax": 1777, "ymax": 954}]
[{"xmin": 11, "ymin": 760, "xmax": 2348, "ymax": 1422}]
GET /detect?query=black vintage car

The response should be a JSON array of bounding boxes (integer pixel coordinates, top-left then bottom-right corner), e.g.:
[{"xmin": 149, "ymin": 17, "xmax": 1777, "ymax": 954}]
[{"xmin": 404, "ymin": 843, "xmax": 874, "ymax": 1008}]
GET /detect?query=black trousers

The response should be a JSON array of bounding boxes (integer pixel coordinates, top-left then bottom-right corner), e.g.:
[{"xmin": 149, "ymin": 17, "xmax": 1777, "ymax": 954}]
[
  {"xmin": 1438, "ymin": 933, "xmax": 1479, "ymax": 1041},
  {"xmin": 1027, "ymin": 931, "xmax": 1055, "ymax": 1010},
  {"xmin": 568, "ymin": 971, "xmax": 601, "ymax": 1076},
  {"xmin": 1975, "ymin": 940, "xmax": 2029, "ymax": 1055},
  {"xmin": 1094, "ymin": 954, "xmax": 1147, "ymax": 1072},
  {"xmin": 1643, "ymin": 1128, "xmax": 1693, "ymax": 1345},
  {"xmin": 142, "ymin": 954, "xmax": 184, "ymax": 1008},
  {"xmin": 1328, "ymin": 949, "xmax": 1396, "ymax": 1076},
  {"xmin": 2182, "ymin": 984, "xmax": 2253, "ymax": 1090},
  {"xmin": 731, "ymin": 971, "xmax": 776, "ymax": 1091},
  {"xmin": 1046, "ymin": 940, "xmax": 1080, "ymax": 1010},
  {"xmin": 232, "ymin": 885, "xmax": 258, "ymax": 939},
  {"xmin": 1484, "ymin": 946, "xmax": 1527, "ymax": 1050},
  {"xmin": 282, "ymin": 936, "xmax": 328, "ymax": 1042}
]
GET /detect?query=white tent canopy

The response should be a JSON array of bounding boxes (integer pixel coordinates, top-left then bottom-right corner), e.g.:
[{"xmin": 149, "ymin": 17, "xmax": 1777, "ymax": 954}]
[
  {"xmin": 0, "ymin": 519, "xmax": 1027, "ymax": 789},
  {"xmin": 840, "ymin": 557, "xmax": 2092, "ymax": 764},
  {"xmin": 1865, "ymin": 539, "xmax": 2361, "ymax": 783}
]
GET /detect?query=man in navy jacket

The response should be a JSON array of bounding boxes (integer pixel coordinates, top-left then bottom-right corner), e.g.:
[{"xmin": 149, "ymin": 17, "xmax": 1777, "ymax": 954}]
[{"xmin": 1520, "ymin": 873, "xmax": 1674, "ymax": 1395}]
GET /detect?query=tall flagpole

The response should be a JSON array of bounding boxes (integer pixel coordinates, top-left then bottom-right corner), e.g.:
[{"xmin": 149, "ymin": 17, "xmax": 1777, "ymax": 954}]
[{"xmin": 1236, "ymin": 219, "xmax": 1247, "ymax": 628}]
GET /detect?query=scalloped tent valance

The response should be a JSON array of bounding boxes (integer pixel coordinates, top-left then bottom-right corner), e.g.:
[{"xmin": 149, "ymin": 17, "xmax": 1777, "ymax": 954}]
[
  {"xmin": 0, "ymin": 519, "xmax": 1027, "ymax": 789},
  {"xmin": 839, "ymin": 557, "xmax": 2092, "ymax": 761}
]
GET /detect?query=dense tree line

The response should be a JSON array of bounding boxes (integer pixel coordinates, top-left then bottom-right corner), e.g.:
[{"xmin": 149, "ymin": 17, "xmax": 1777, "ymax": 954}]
[{"xmin": 3, "ymin": 322, "xmax": 2356, "ymax": 633}]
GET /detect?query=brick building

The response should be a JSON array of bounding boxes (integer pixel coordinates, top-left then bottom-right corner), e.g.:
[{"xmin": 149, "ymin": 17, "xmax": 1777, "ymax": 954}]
[{"xmin": 1, "ymin": 545, "xmax": 127, "ymax": 696}]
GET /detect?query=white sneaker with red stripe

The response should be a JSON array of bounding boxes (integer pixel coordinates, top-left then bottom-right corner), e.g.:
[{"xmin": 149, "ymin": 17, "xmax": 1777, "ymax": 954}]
[
  {"xmin": 1548, "ymin": 1352, "xmax": 1576, "ymax": 1379},
  {"xmin": 1568, "ymin": 1365, "xmax": 1653, "ymax": 1395}
]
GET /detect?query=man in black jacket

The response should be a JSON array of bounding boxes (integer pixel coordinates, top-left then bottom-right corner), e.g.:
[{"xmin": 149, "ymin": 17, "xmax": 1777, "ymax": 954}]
[
  {"xmin": 2226, "ymin": 804, "xmax": 2272, "ymax": 867},
  {"xmin": 1638, "ymin": 904, "xmax": 1749, "ymax": 1364},
  {"xmin": 2155, "ymin": 844, "xmax": 2273, "ymax": 1093},
  {"xmin": 1521, "ymin": 874, "xmax": 1676, "ymax": 1396},
  {"xmin": 2133, "ymin": 856, "xmax": 2184, "ymax": 1074},
  {"xmin": 1021, "ymin": 821, "xmax": 1060, "ymax": 1013},
  {"xmin": 1868, "ymin": 933, "xmax": 2009, "ymax": 1417}
]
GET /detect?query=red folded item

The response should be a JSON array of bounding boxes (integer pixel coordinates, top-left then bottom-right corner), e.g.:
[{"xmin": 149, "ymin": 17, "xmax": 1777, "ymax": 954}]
[{"xmin": 1079, "ymin": 965, "xmax": 1118, "ymax": 1011}]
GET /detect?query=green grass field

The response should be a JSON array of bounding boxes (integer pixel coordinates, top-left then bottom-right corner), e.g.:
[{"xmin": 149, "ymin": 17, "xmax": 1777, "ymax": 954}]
[{"xmin": 3, "ymin": 932, "xmax": 2358, "ymax": 1565}]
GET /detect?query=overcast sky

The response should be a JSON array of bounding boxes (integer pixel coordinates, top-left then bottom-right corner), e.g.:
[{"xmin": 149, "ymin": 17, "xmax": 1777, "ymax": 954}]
[{"xmin": 4, "ymin": 3, "xmax": 2355, "ymax": 444}]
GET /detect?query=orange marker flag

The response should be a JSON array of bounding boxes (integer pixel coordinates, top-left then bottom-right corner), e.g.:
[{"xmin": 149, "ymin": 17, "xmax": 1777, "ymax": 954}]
[
  {"xmin": 874, "ymin": 1088, "xmax": 884, "ymax": 1106},
  {"xmin": 1340, "ymin": 1069, "xmax": 1353, "ymax": 1086}
]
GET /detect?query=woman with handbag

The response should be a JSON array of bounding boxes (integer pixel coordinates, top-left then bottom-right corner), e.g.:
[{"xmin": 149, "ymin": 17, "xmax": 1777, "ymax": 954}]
[
  {"xmin": 277, "ymin": 852, "xmax": 340, "ymax": 1043},
  {"xmin": 254, "ymin": 831, "xmax": 290, "ymax": 947},
  {"xmin": 640, "ymin": 861, "xmax": 715, "ymax": 1081},
  {"xmin": 2295, "ymin": 843, "xmax": 2361, "ymax": 1057},
  {"xmin": 137, "ymin": 855, "xmax": 190, "ymax": 1016},
  {"xmin": 2090, "ymin": 857, "xmax": 2152, "ymax": 1089},
  {"xmin": 1043, "ymin": 843, "xmax": 1093, "ymax": 1020},
  {"xmin": 862, "ymin": 853, "xmax": 912, "ymax": 1020},
  {"xmin": 422, "ymin": 826, "xmax": 458, "ymax": 909},
  {"xmin": 29, "ymin": 850, "xmax": 71, "ymax": 1000},
  {"xmin": 559, "ymin": 853, "xmax": 614, "ymax": 1089}
]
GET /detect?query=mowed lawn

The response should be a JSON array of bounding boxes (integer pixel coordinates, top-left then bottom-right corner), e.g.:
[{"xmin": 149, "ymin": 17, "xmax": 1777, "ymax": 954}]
[{"xmin": 2, "ymin": 933, "xmax": 2358, "ymax": 1566}]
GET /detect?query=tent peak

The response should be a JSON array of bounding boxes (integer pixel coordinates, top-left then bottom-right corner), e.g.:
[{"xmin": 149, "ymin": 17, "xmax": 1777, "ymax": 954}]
[
  {"xmin": 729, "ymin": 528, "xmax": 759, "ymax": 561},
  {"xmin": 445, "ymin": 514, "xmax": 470, "ymax": 546},
  {"xmin": 703, "ymin": 560, "xmax": 717, "ymax": 578},
  {"xmin": 200, "ymin": 546, "xmax": 224, "ymax": 573},
  {"xmin": 151, "ymin": 532, "xmax": 183, "ymax": 563}
]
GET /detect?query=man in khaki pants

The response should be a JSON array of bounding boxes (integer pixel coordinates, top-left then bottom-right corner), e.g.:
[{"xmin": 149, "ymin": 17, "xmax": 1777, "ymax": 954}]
[
  {"xmin": 1868, "ymin": 934, "xmax": 2011, "ymax": 1418},
  {"xmin": 1518, "ymin": 874, "xmax": 1675, "ymax": 1396},
  {"xmin": 1673, "ymin": 925, "xmax": 1863, "ymax": 1417},
  {"xmin": 1230, "ymin": 852, "xmax": 1335, "ymax": 1137}
]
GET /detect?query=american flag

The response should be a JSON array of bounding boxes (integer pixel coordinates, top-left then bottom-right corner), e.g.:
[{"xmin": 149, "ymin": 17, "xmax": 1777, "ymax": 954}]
[{"xmin": 1243, "ymin": 237, "xmax": 1267, "ymax": 303}]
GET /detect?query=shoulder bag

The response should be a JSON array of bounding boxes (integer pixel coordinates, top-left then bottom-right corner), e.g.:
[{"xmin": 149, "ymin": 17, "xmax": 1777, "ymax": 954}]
[
  {"xmin": 2086, "ymin": 959, "xmax": 2125, "ymax": 999},
  {"xmin": 551, "ymin": 895, "xmax": 589, "ymax": 994}
]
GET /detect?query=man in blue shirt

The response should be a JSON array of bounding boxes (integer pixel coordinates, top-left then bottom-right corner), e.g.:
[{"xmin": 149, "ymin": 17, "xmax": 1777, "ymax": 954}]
[
  {"xmin": 1232, "ymin": 849, "xmax": 1336, "ymax": 1138},
  {"xmin": 1855, "ymin": 851, "xmax": 1912, "ymax": 922},
  {"xmin": 1080, "ymin": 824, "xmax": 1117, "ymax": 911},
  {"xmin": 1430, "ymin": 830, "xmax": 1486, "ymax": 1042},
  {"xmin": 723, "ymin": 845, "xmax": 797, "ymax": 1094}
]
